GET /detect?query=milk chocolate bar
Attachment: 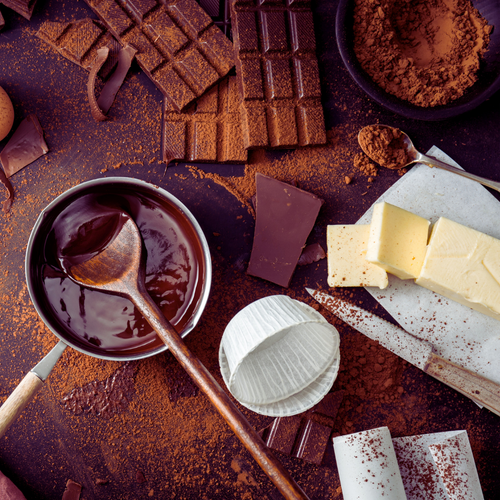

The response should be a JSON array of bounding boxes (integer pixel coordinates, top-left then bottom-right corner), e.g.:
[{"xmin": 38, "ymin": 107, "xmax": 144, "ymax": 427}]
[
  {"xmin": 230, "ymin": 0, "xmax": 326, "ymax": 149},
  {"xmin": 0, "ymin": 0, "xmax": 37, "ymax": 20},
  {"xmin": 37, "ymin": 19, "xmax": 121, "ymax": 80},
  {"xmin": 84, "ymin": 0, "xmax": 234, "ymax": 112},
  {"xmin": 162, "ymin": 75, "xmax": 247, "ymax": 164},
  {"xmin": 247, "ymin": 173, "xmax": 323, "ymax": 287}
]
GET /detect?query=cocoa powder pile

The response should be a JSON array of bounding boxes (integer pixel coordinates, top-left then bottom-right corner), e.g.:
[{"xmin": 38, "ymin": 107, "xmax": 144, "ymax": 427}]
[
  {"xmin": 353, "ymin": 0, "xmax": 492, "ymax": 107},
  {"xmin": 358, "ymin": 125, "xmax": 410, "ymax": 169}
]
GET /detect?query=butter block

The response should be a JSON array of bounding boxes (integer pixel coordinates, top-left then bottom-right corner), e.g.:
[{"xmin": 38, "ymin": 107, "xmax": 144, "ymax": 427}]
[
  {"xmin": 327, "ymin": 225, "xmax": 388, "ymax": 289},
  {"xmin": 366, "ymin": 202, "xmax": 430, "ymax": 280},
  {"xmin": 416, "ymin": 217, "xmax": 500, "ymax": 320}
]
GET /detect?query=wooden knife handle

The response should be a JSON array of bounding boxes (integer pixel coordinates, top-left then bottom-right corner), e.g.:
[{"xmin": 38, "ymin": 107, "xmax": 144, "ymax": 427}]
[{"xmin": 424, "ymin": 352, "xmax": 500, "ymax": 417}]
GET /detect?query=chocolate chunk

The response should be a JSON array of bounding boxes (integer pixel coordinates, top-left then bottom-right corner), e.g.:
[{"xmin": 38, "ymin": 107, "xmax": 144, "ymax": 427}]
[
  {"xmin": 0, "ymin": 114, "xmax": 48, "ymax": 178},
  {"xmin": 162, "ymin": 75, "xmax": 247, "ymax": 164},
  {"xmin": 265, "ymin": 416, "xmax": 301, "ymax": 455},
  {"xmin": 0, "ymin": 166, "xmax": 14, "ymax": 213},
  {"xmin": 0, "ymin": 10, "xmax": 5, "ymax": 31},
  {"xmin": 84, "ymin": 0, "xmax": 234, "ymax": 112},
  {"xmin": 230, "ymin": 0, "xmax": 326, "ymax": 149},
  {"xmin": 61, "ymin": 479, "xmax": 82, "ymax": 500},
  {"xmin": 293, "ymin": 420, "xmax": 331, "ymax": 465},
  {"xmin": 135, "ymin": 471, "xmax": 146, "ymax": 484},
  {"xmin": 0, "ymin": 0, "xmax": 37, "ymax": 20},
  {"xmin": 297, "ymin": 242, "xmax": 326, "ymax": 266},
  {"xmin": 247, "ymin": 173, "xmax": 323, "ymax": 287},
  {"xmin": 37, "ymin": 19, "xmax": 122, "ymax": 80}
]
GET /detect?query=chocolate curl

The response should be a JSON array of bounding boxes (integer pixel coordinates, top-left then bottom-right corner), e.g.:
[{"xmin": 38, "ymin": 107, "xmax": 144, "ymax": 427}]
[
  {"xmin": 87, "ymin": 45, "xmax": 137, "ymax": 122},
  {"xmin": 87, "ymin": 47, "xmax": 110, "ymax": 122}
]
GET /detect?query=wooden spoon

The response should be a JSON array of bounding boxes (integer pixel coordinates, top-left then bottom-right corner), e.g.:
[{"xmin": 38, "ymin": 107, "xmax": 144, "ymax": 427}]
[{"xmin": 69, "ymin": 217, "xmax": 309, "ymax": 500}]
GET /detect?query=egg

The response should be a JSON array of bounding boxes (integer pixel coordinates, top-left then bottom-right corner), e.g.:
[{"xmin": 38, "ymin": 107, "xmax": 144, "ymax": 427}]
[{"xmin": 0, "ymin": 86, "xmax": 14, "ymax": 141}]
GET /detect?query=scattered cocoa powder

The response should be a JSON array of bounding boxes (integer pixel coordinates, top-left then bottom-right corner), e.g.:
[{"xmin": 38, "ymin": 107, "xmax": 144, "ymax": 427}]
[{"xmin": 353, "ymin": 0, "xmax": 492, "ymax": 107}]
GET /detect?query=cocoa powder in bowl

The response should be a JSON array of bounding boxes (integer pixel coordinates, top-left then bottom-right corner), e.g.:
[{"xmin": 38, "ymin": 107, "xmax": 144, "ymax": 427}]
[{"xmin": 352, "ymin": 0, "xmax": 492, "ymax": 108}]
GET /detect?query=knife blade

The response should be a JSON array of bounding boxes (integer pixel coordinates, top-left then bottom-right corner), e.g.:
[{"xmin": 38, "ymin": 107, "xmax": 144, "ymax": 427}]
[{"xmin": 306, "ymin": 288, "xmax": 500, "ymax": 417}]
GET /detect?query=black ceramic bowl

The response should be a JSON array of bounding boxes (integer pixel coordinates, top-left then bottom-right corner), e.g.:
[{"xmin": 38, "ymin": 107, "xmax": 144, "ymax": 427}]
[{"xmin": 336, "ymin": 0, "xmax": 500, "ymax": 120}]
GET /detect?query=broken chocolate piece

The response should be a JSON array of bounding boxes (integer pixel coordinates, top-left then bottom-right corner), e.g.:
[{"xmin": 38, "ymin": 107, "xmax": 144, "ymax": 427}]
[
  {"xmin": 0, "ymin": 0, "xmax": 37, "ymax": 20},
  {"xmin": 0, "ymin": 115, "xmax": 48, "ymax": 177},
  {"xmin": 0, "ymin": 10, "xmax": 5, "ymax": 31},
  {"xmin": 297, "ymin": 242, "xmax": 326, "ymax": 266},
  {"xmin": 293, "ymin": 420, "xmax": 331, "ymax": 465},
  {"xmin": 247, "ymin": 173, "xmax": 323, "ymax": 287},
  {"xmin": 36, "ymin": 19, "xmax": 121, "ymax": 80},
  {"xmin": 84, "ymin": 0, "xmax": 234, "ymax": 112},
  {"xmin": 162, "ymin": 75, "xmax": 247, "ymax": 164},
  {"xmin": 230, "ymin": 0, "xmax": 326, "ymax": 149},
  {"xmin": 265, "ymin": 416, "xmax": 301, "ymax": 455},
  {"xmin": 61, "ymin": 479, "xmax": 82, "ymax": 500},
  {"xmin": 88, "ymin": 44, "xmax": 137, "ymax": 121}
]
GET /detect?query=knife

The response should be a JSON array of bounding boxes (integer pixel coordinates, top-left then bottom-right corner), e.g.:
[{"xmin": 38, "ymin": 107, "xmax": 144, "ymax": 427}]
[{"xmin": 306, "ymin": 288, "xmax": 500, "ymax": 417}]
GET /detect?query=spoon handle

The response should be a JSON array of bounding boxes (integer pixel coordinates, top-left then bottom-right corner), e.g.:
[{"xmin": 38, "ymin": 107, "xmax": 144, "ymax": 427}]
[
  {"xmin": 417, "ymin": 153, "xmax": 500, "ymax": 193},
  {"xmin": 130, "ymin": 287, "xmax": 310, "ymax": 500}
]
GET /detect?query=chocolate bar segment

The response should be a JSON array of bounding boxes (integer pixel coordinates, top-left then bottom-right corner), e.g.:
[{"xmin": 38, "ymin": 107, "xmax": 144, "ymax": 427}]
[
  {"xmin": 247, "ymin": 173, "xmax": 323, "ymax": 287},
  {"xmin": 230, "ymin": 0, "xmax": 326, "ymax": 149},
  {"xmin": 0, "ymin": 0, "xmax": 37, "ymax": 20},
  {"xmin": 37, "ymin": 19, "xmax": 122, "ymax": 80},
  {"xmin": 162, "ymin": 75, "xmax": 247, "ymax": 164},
  {"xmin": 293, "ymin": 420, "xmax": 331, "ymax": 465},
  {"xmin": 84, "ymin": 0, "xmax": 235, "ymax": 111},
  {"xmin": 197, "ymin": 0, "xmax": 231, "ymax": 37}
]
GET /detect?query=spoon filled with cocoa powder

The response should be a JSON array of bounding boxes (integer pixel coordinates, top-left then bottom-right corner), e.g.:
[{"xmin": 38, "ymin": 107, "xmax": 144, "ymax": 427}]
[{"xmin": 358, "ymin": 124, "xmax": 500, "ymax": 193}]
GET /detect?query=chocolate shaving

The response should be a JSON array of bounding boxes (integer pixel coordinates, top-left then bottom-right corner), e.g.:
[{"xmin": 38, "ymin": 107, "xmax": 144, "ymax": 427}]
[
  {"xmin": 0, "ymin": 167, "xmax": 14, "ymax": 213},
  {"xmin": 0, "ymin": 115, "xmax": 49, "ymax": 210},
  {"xmin": 97, "ymin": 44, "xmax": 137, "ymax": 114},
  {"xmin": 88, "ymin": 45, "xmax": 137, "ymax": 121},
  {"xmin": 87, "ymin": 47, "xmax": 111, "ymax": 122}
]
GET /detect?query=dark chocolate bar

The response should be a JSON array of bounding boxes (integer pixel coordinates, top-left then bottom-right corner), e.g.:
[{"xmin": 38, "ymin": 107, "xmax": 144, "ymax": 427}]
[
  {"xmin": 0, "ymin": 0, "xmax": 37, "ymax": 20},
  {"xmin": 230, "ymin": 0, "xmax": 326, "ymax": 149},
  {"xmin": 37, "ymin": 19, "xmax": 122, "ymax": 80},
  {"xmin": 162, "ymin": 75, "xmax": 247, "ymax": 164},
  {"xmin": 197, "ymin": 0, "xmax": 231, "ymax": 37},
  {"xmin": 84, "ymin": 0, "xmax": 235, "ymax": 112},
  {"xmin": 265, "ymin": 416, "xmax": 301, "ymax": 455},
  {"xmin": 293, "ymin": 420, "xmax": 331, "ymax": 465},
  {"xmin": 247, "ymin": 173, "xmax": 323, "ymax": 287}
]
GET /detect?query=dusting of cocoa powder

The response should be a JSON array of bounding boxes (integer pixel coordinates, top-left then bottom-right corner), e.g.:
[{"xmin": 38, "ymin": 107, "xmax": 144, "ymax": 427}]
[{"xmin": 353, "ymin": 0, "xmax": 492, "ymax": 107}]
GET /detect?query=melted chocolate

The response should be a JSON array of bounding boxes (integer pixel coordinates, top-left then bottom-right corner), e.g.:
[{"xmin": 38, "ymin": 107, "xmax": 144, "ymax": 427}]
[{"xmin": 35, "ymin": 187, "xmax": 205, "ymax": 356}]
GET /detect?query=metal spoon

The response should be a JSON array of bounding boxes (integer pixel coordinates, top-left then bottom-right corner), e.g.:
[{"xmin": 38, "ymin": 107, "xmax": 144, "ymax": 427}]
[
  {"xmin": 69, "ymin": 216, "xmax": 309, "ymax": 500},
  {"xmin": 358, "ymin": 124, "xmax": 500, "ymax": 193}
]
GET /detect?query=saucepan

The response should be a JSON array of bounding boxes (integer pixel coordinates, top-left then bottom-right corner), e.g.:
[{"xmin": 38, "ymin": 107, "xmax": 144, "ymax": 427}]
[
  {"xmin": 0, "ymin": 177, "xmax": 310, "ymax": 499},
  {"xmin": 0, "ymin": 177, "xmax": 212, "ymax": 437}
]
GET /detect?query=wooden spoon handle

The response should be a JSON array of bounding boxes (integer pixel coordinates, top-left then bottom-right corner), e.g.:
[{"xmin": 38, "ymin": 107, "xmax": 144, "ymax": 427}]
[
  {"xmin": 0, "ymin": 372, "xmax": 43, "ymax": 438},
  {"xmin": 131, "ymin": 289, "xmax": 310, "ymax": 500}
]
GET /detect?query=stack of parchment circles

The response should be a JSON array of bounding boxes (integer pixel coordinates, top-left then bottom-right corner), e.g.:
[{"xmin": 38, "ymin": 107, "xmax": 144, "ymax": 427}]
[{"xmin": 219, "ymin": 295, "xmax": 340, "ymax": 417}]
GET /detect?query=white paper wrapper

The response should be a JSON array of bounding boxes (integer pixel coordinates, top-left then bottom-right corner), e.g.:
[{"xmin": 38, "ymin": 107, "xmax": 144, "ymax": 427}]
[
  {"xmin": 219, "ymin": 295, "xmax": 340, "ymax": 413},
  {"xmin": 333, "ymin": 427, "xmax": 407, "ymax": 500},
  {"xmin": 358, "ymin": 148, "xmax": 500, "ymax": 385},
  {"xmin": 334, "ymin": 428, "xmax": 483, "ymax": 500}
]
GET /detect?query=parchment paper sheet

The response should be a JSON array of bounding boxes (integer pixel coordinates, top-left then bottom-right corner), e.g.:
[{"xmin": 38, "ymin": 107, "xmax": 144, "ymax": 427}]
[
  {"xmin": 333, "ymin": 427, "xmax": 483, "ymax": 499},
  {"xmin": 358, "ymin": 147, "xmax": 500, "ymax": 384}
]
